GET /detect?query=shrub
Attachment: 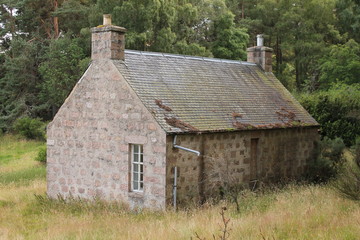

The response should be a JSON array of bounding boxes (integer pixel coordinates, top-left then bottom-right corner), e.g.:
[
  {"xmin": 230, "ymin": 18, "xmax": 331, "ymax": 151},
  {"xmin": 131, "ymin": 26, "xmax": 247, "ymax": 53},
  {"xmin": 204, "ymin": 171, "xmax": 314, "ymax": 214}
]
[
  {"xmin": 305, "ymin": 137, "xmax": 345, "ymax": 183},
  {"xmin": 332, "ymin": 159, "xmax": 360, "ymax": 201},
  {"xmin": 13, "ymin": 117, "xmax": 46, "ymax": 140},
  {"xmin": 321, "ymin": 137, "xmax": 346, "ymax": 164},
  {"xmin": 35, "ymin": 147, "xmax": 47, "ymax": 164},
  {"xmin": 297, "ymin": 84, "xmax": 360, "ymax": 147},
  {"xmin": 353, "ymin": 137, "xmax": 360, "ymax": 167}
]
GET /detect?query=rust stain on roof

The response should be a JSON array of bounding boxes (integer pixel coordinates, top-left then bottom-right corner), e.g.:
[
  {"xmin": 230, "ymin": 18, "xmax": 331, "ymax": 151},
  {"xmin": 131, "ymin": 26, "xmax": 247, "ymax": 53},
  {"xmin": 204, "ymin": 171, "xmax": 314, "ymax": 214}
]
[
  {"xmin": 276, "ymin": 107, "xmax": 296, "ymax": 123},
  {"xmin": 155, "ymin": 99, "xmax": 172, "ymax": 112},
  {"xmin": 164, "ymin": 117, "xmax": 199, "ymax": 132}
]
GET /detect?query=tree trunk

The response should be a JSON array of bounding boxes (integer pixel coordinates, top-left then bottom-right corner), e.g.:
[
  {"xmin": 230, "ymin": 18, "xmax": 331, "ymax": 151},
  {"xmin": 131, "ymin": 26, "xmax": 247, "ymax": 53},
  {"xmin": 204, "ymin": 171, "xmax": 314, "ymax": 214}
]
[
  {"xmin": 53, "ymin": 0, "xmax": 59, "ymax": 39},
  {"xmin": 275, "ymin": 35, "xmax": 283, "ymax": 74},
  {"xmin": 9, "ymin": 7, "xmax": 15, "ymax": 35},
  {"xmin": 295, "ymin": 56, "xmax": 301, "ymax": 90},
  {"xmin": 52, "ymin": 105, "xmax": 59, "ymax": 117},
  {"xmin": 241, "ymin": 1, "xmax": 245, "ymax": 19}
]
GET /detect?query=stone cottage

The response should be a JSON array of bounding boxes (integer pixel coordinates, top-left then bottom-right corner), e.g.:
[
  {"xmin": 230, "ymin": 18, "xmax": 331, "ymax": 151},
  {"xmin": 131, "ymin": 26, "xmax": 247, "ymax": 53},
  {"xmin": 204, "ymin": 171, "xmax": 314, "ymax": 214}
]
[{"xmin": 46, "ymin": 15, "xmax": 319, "ymax": 209}]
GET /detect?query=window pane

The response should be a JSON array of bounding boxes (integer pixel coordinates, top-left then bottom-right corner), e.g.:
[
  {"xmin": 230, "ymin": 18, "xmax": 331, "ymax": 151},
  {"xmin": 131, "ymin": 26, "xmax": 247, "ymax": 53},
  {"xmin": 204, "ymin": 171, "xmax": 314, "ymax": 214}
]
[
  {"xmin": 134, "ymin": 145, "xmax": 139, "ymax": 153},
  {"xmin": 140, "ymin": 182, "xmax": 143, "ymax": 190},
  {"xmin": 140, "ymin": 164, "xmax": 143, "ymax": 173},
  {"xmin": 133, "ymin": 153, "xmax": 139, "ymax": 163},
  {"xmin": 140, "ymin": 173, "xmax": 143, "ymax": 181},
  {"xmin": 133, "ymin": 163, "xmax": 139, "ymax": 172},
  {"xmin": 140, "ymin": 154, "xmax": 143, "ymax": 163},
  {"xmin": 133, "ymin": 181, "xmax": 139, "ymax": 190},
  {"xmin": 133, "ymin": 172, "xmax": 138, "ymax": 181}
]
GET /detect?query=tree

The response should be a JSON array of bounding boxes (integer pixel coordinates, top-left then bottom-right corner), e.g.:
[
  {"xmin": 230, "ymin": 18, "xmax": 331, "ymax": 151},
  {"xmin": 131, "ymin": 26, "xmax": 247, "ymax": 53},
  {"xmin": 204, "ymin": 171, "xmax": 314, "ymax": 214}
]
[
  {"xmin": 15, "ymin": 0, "xmax": 59, "ymax": 39},
  {"xmin": 238, "ymin": 0, "xmax": 339, "ymax": 90},
  {"xmin": 212, "ymin": 12, "xmax": 249, "ymax": 60},
  {"xmin": 298, "ymin": 84, "xmax": 360, "ymax": 146},
  {"xmin": 53, "ymin": 0, "xmax": 92, "ymax": 35},
  {"xmin": 39, "ymin": 35, "xmax": 88, "ymax": 117},
  {"xmin": 0, "ymin": 0, "xmax": 18, "ymax": 50},
  {"xmin": 276, "ymin": 0, "xmax": 338, "ymax": 90},
  {"xmin": 0, "ymin": 38, "xmax": 41, "ymax": 131},
  {"xmin": 109, "ymin": 0, "xmax": 174, "ymax": 51},
  {"xmin": 319, "ymin": 39, "xmax": 360, "ymax": 88},
  {"xmin": 336, "ymin": 0, "xmax": 360, "ymax": 42},
  {"xmin": 226, "ymin": 0, "xmax": 260, "ymax": 24}
]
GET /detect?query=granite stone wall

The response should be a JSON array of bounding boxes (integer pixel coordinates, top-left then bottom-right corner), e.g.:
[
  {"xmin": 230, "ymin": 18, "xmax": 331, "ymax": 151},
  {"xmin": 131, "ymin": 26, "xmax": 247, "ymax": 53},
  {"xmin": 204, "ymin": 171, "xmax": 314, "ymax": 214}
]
[
  {"xmin": 47, "ymin": 59, "xmax": 167, "ymax": 209},
  {"xmin": 165, "ymin": 127, "xmax": 319, "ymax": 205}
]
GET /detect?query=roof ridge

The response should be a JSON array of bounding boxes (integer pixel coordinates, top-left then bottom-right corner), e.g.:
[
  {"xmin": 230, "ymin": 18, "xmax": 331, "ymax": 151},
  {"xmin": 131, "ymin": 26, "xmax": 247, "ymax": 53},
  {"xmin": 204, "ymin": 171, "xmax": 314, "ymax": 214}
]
[{"xmin": 124, "ymin": 49, "xmax": 256, "ymax": 66}]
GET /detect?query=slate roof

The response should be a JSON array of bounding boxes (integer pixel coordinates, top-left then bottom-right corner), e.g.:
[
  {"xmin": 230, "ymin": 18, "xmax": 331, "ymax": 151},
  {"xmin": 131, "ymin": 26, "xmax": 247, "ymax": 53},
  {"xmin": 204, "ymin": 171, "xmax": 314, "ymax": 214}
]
[{"xmin": 113, "ymin": 50, "xmax": 319, "ymax": 133}]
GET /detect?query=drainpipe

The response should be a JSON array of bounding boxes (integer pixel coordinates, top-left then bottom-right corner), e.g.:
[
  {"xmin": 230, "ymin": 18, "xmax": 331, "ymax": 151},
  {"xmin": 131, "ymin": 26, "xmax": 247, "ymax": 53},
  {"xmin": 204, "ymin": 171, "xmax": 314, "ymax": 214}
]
[
  {"xmin": 173, "ymin": 166, "xmax": 177, "ymax": 210},
  {"xmin": 172, "ymin": 135, "xmax": 201, "ymax": 209},
  {"xmin": 173, "ymin": 135, "xmax": 201, "ymax": 156}
]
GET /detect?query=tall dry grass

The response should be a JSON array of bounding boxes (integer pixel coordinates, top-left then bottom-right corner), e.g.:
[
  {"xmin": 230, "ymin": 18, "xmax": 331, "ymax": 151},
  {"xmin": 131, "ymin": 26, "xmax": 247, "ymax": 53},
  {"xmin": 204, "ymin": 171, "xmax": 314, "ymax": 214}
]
[
  {"xmin": 1, "ymin": 184, "xmax": 360, "ymax": 240},
  {"xmin": 1, "ymin": 135, "xmax": 360, "ymax": 239}
]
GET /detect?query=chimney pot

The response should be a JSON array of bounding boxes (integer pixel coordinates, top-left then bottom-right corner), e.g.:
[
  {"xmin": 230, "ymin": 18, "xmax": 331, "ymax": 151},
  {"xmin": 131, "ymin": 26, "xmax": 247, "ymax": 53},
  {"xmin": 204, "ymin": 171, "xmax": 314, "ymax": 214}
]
[
  {"xmin": 256, "ymin": 34, "xmax": 264, "ymax": 47},
  {"xmin": 103, "ymin": 14, "xmax": 112, "ymax": 26}
]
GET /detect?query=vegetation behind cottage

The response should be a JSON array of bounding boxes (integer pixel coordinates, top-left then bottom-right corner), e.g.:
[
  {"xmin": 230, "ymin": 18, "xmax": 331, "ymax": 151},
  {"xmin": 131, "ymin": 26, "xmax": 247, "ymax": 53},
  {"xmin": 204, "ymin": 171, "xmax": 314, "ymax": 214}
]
[{"xmin": 0, "ymin": 0, "xmax": 360, "ymax": 147}]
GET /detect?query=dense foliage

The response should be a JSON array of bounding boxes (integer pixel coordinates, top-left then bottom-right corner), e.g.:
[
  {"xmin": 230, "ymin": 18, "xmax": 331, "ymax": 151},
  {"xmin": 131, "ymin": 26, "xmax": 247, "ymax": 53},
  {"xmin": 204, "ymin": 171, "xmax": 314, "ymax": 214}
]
[
  {"xmin": 12, "ymin": 117, "xmax": 46, "ymax": 140},
  {"xmin": 298, "ymin": 84, "xmax": 360, "ymax": 146},
  {"xmin": 0, "ymin": 0, "xmax": 359, "ymax": 145},
  {"xmin": 305, "ymin": 137, "xmax": 346, "ymax": 183}
]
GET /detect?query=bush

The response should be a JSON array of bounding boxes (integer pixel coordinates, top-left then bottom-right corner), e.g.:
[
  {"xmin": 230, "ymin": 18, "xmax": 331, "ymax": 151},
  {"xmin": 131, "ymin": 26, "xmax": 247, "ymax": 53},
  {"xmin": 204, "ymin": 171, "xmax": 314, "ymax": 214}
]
[
  {"xmin": 321, "ymin": 137, "xmax": 346, "ymax": 163},
  {"xmin": 297, "ymin": 84, "xmax": 360, "ymax": 147},
  {"xmin": 333, "ymin": 159, "xmax": 360, "ymax": 201},
  {"xmin": 35, "ymin": 147, "xmax": 47, "ymax": 164},
  {"xmin": 305, "ymin": 137, "xmax": 345, "ymax": 183},
  {"xmin": 353, "ymin": 137, "xmax": 360, "ymax": 167},
  {"xmin": 13, "ymin": 117, "xmax": 46, "ymax": 140}
]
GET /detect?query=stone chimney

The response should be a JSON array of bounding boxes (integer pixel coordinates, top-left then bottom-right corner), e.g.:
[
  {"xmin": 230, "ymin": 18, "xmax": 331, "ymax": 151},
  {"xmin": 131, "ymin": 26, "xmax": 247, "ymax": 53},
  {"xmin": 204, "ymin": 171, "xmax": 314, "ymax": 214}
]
[
  {"xmin": 247, "ymin": 34, "xmax": 273, "ymax": 72},
  {"xmin": 91, "ymin": 14, "xmax": 127, "ymax": 60}
]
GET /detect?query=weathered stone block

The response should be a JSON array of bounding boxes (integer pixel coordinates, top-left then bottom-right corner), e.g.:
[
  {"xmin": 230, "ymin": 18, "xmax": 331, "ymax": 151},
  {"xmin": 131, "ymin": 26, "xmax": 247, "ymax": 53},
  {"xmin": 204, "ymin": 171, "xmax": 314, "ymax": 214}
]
[{"xmin": 125, "ymin": 135, "xmax": 148, "ymax": 144}]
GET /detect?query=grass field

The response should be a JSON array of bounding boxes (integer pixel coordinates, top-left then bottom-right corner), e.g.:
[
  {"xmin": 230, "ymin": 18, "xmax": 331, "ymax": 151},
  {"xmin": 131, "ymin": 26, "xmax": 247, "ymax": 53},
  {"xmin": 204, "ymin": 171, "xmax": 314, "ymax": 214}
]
[{"xmin": 1, "ymin": 135, "xmax": 360, "ymax": 240}]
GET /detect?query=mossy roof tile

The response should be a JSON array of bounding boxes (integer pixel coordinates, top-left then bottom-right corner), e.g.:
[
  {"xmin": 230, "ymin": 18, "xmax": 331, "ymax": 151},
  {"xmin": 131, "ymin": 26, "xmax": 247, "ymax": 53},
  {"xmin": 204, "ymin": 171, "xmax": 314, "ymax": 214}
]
[{"xmin": 113, "ymin": 50, "xmax": 319, "ymax": 133}]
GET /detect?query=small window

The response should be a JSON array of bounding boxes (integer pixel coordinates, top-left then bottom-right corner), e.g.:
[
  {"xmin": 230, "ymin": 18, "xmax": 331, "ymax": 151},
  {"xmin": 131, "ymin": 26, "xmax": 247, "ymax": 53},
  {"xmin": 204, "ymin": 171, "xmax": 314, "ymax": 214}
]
[{"xmin": 131, "ymin": 144, "xmax": 144, "ymax": 192}]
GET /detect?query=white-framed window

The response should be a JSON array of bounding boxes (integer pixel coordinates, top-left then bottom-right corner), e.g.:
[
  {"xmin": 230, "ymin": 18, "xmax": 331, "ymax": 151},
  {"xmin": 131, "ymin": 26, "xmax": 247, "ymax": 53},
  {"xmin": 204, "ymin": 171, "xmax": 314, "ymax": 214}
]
[{"xmin": 131, "ymin": 144, "xmax": 144, "ymax": 192}]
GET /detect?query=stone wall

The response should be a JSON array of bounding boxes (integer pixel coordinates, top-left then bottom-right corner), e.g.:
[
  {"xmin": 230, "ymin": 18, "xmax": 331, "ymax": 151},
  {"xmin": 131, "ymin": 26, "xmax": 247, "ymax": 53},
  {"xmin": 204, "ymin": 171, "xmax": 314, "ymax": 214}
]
[
  {"xmin": 47, "ymin": 59, "xmax": 167, "ymax": 209},
  {"xmin": 165, "ymin": 127, "xmax": 319, "ymax": 205},
  {"xmin": 247, "ymin": 46, "xmax": 273, "ymax": 72}
]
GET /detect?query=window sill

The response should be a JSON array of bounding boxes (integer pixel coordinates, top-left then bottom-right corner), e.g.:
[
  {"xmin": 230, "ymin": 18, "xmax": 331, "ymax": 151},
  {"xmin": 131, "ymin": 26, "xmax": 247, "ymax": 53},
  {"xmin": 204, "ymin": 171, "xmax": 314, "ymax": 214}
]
[{"xmin": 128, "ymin": 191, "xmax": 144, "ymax": 198}]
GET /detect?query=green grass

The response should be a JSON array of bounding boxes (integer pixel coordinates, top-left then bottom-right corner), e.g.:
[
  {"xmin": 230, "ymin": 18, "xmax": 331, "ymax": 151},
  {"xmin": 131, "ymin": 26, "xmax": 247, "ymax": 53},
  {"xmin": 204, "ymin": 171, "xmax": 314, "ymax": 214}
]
[
  {"xmin": 0, "ymin": 135, "xmax": 45, "ymax": 185},
  {"xmin": 0, "ymin": 154, "xmax": 13, "ymax": 165},
  {"xmin": 0, "ymin": 135, "xmax": 44, "ymax": 165},
  {"xmin": 1, "ymin": 135, "xmax": 360, "ymax": 239},
  {"xmin": 0, "ymin": 166, "xmax": 46, "ymax": 185}
]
